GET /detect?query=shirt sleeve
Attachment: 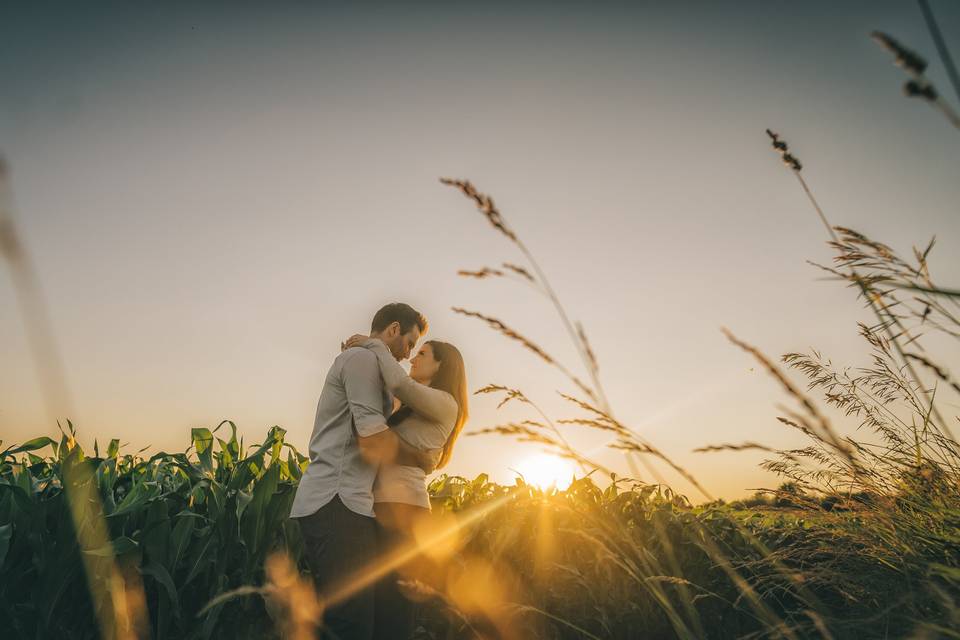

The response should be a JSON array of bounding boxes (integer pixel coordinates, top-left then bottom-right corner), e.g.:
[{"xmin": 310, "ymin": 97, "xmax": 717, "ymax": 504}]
[
  {"xmin": 340, "ymin": 349, "xmax": 389, "ymax": 437},
  {"xmin": 361, "ymin": 338, "xmax": 459, "ymax": 427}
]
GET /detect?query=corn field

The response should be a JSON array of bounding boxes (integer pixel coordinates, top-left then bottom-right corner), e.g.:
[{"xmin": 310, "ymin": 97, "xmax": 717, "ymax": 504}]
[
  {"xmin": 2, "ymin": 418, "xmax": 959, "ymax": 638},
  {"xmin": 0, "ymin": 423, "xmax": 307, "ymax": 639}
]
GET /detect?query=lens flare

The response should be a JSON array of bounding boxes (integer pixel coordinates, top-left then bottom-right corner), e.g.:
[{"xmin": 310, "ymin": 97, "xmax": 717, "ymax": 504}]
[{"xmin": 514, "ymin": 453, "xmax": 575, "ymax": 490}]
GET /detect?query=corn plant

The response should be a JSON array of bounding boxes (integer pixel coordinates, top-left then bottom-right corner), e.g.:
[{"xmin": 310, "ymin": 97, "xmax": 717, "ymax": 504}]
[{"xmin": 0, "ymin": 421, "xmax": 307, "ymax": 639}]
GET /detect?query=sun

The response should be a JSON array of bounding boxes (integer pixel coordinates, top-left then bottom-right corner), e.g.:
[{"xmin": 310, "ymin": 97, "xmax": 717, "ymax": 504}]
[{"xmin": 514, "ymin": 453, "xmax": 576, "ymax": 490}]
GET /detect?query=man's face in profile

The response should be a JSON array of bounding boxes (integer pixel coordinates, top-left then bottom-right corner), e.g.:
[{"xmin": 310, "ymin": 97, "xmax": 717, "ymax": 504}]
[
  {"xmin": 384, "ymin": 323, "xmax": 421, "ymax": 361},
  {"xmin": 398, "ymin": 327, "xmax": 421, "ymax": 360}
]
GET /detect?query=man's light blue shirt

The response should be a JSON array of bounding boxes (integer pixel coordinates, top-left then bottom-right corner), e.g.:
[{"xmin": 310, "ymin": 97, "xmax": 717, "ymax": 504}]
[{"xmin": 290, "ymin": 347, "xmax": 392, "ymax": 518}]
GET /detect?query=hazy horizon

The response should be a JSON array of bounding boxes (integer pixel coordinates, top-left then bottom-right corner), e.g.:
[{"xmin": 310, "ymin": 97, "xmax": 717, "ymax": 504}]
[{"xmin": 3, "ymin": 0, "xmax": 959, "ymax": 499}]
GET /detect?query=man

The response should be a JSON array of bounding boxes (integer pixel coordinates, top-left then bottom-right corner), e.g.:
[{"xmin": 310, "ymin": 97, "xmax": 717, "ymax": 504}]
[{"xmin": 290, "ymin": 302, "xmax": 436, "ymax": 640}]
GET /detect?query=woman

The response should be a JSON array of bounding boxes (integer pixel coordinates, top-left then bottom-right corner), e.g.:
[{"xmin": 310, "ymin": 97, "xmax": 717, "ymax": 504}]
[{"xmin": 342, "ymin": 334, "xmax": 468, "ymax": 640}]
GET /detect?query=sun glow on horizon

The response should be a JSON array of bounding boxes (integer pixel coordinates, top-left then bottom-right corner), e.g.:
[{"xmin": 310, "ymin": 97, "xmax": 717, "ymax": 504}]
[{"xmin": 513, "ymin": 453, "xmax": 576, "ymax": 490}]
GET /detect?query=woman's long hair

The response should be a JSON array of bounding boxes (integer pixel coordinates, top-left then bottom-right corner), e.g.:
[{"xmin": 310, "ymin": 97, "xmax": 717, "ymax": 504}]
[{"xmin": 386, "ymin": 340, "xmax": 468, "ymax": 469}]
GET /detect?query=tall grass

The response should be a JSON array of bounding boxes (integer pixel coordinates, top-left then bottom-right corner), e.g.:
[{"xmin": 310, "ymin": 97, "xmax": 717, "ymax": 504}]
[
  {"xmin": 429, "ymin": 26, "xmax": 960, "ymax": 637},
  {"xmin": 438, "ymin": 174, "xmax": 960, "ymax": 638}
]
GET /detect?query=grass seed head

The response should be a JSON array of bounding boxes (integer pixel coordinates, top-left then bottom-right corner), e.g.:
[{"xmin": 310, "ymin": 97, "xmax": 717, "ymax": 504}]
[
  {"xmin": 502, "ymin": 262, "xmax": 535, "ymax": 281},
  {"xmin": 871, "ymin": 31, "xmax": 928, "ymax": 75},
  {"xmin": 765, "ymin": 129, "xmax": 803, "ymax": 171},
  {"xmin": 440, "ymin": 177, "xmax": 518, "ymax": 244}
]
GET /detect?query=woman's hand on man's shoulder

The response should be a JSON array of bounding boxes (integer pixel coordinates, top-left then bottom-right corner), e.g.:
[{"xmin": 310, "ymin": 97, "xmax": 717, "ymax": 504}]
[{"xmin": 341, "ymin": 333, "xmax": 376, "ymax": 351}]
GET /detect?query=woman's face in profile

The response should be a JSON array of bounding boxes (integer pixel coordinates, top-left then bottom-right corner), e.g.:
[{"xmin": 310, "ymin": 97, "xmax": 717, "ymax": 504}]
[{"xmin": 409, "ymin": 343, "xmax": 440, "ymax": 383}]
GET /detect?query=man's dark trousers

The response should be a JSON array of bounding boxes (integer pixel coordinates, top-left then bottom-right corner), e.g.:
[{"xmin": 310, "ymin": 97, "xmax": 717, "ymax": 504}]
[{"xmin": 296, "ymin": 495, "xmax": 379, "ymax": 640}]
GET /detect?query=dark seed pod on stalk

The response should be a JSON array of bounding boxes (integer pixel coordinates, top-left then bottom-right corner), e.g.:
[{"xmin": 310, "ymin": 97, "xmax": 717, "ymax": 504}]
[
  {"xmin": 765, "ymin": 129, "xmax": 802, "ymax": 171},
  {"xmin": 871, "ymin": 31, "xmax": 928, "ymax": 75},
  {"xmin": 904, "ymin": 80, "xmax": 938, "ymax": 101},
  {"xmin": 440, "ymin": 177, "xmax": 517, "ymax": 243}
]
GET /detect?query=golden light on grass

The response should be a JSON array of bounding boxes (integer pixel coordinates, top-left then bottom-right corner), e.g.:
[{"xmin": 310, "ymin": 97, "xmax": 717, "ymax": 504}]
[
  {"xmin": 514, "ymin": 453, "xmax": 576, "ymax": 490},
  {"xmin": 446, "ymin": 556, "xmax": 522, "ymax": 640},
  {"xmin": 532, "ymin": 500, "xmax": 556, "ymax": 577},
  {"xmin": 411, "ymin": 510, "xmax": 461, "ymax": 562},
  {"xmin": 264, "ymin": 552, "xmax": 322, "ymax": 640},
  {"xmin": 446, "ymin": 556, "xmax": 505, "ymax": 614},
  {"xmin": 62, "ymin": 445, "xmax": 149, "ymax": 640},
  {"xmin": 320, "ymin": 491, "xmax": 516, "ymax": 612}
]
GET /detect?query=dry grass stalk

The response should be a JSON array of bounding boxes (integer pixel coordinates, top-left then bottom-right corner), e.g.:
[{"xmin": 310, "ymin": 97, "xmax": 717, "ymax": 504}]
[
  {"xmin": 576, "ymin": 322, "xmax": 598, "ymax": 376},
  {"xmin": 470, "ymin": 422, "xmax": 562, "ymax": 449},
  {"xmin": 553, "ymin": 391, "xmax": 714, "ymax": 499},
  {"xmin": 0, "ymin": 156, "xmax": 74, "ymax": 425},
  {"xmin": 693, "ymin": 441, "xmax": 800, "ymax": 463},
  {"xmin": 453, "ymin": 309, "xmax": 553, "ymax": 364},
  {"xmin": 1, "ymin": 157, "xmax": 147, "ymax": 638},
  {"xmin": 721, "ymin": 328, "xmax": 863, "ymax": 480},
  {"xmin": 556, "ymin": 417, "xmax": 623, "ymax": 434},
  {"xmin": 475, "ymin": 383, "xmax": 531, "ymax": 410},
  {"xmin": 764, "ymin": 129, "xmax": 803, "ymax": 171},
  {"xmin": 502, "ymin": 262, "xmax": 535, "ymax": 282},
  {"xmin": 765, "ymin": 132, "xmax": 954, "ymax": 444},
  {"xmin": 263, "ymin": 552, "xmax": 322, "ymax": 640},
  {"xmin": 823, "ymin": 227, "xmax": 960, "ymax": 339},
  {"xmin": 458, "ymin": 267, "xmax": 505, "ymax": 279},
  {"xmin": 917, "ymin": 0, "xmax": 960, "ymax": 106},
  {"xmin": 442, "ymin": 176, "xmax": 613, "ymax": 415},
  {"xmin": 905, "ymin": 352, "xmax": 960, "ymax": 397},
  {"xmin": 458, "ymin": 263, "xmax": 542, "ymax": 295},
  {"xmin": 556, "ymin": 392, "xmax": 621, "ymax": 427},
  {"xmin": 0, "ymin": 157, "xmax": 22, "ymax": 262},
  {"xmin": 608, "ymin": 439, "xmax": 714, "ymax": 502},
  {"xmin": 440, "ymin": 177, "xmax": 517, "ymax": 243},
  {"xmin": 444, "ymin": 173, "xmax": 662, "ymax": 484},
  {"xmin": 453, "ymin": 307, "xmax": 597, "ymax": 403},
  {"xmin": 870, "ymin": 30, "xmax": 960, "ymax": 129},
  {"xmin": 473, "ymin": 384, "xmax": 588, "ymax": 473},
  {"xmin": 871, "ymin": 31, "xmax": 928, "ymax": 75}
]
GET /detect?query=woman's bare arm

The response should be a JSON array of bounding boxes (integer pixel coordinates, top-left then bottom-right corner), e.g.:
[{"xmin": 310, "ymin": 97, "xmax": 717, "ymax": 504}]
[{"xmin": 359, "ymin": 338, "xmax": 458, "ymax": 426}]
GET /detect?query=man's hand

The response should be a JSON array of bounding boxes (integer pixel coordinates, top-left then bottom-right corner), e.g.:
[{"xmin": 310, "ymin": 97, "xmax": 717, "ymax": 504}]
[
  {"xmin": 358, "ymin": 429, "xmax": 441, "ymax": 474},
  {"xmin": 356, "ymin": 429, "xmax": 399, "ymax": 466},
  {"xmin": 397, "ymin": 446, "xmax": 442, "ymax": 474}
]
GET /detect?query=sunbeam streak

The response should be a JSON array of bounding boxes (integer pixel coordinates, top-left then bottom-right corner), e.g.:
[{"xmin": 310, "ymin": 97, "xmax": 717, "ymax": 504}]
[{"xmin": 321, "ymin": 490, "xmax": 518, "ymax": 612}]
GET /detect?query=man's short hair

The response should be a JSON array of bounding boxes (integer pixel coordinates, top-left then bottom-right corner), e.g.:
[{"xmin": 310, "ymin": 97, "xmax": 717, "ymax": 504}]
[{"xmin": 371, "ymin": 302, "xmax": 428, "ymax": 336}]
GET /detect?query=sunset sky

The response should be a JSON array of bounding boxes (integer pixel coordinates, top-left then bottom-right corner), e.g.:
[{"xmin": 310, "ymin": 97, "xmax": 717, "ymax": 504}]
[{"xmin": 2, "ymin": 1, "xmax": 959, "ymax": 499}]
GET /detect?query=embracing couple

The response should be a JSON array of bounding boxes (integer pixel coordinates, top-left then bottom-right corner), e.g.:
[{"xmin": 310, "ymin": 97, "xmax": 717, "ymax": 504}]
[{"xmin": 289, "ymin": 302, "xmax": 468, "ymax": 640}]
